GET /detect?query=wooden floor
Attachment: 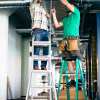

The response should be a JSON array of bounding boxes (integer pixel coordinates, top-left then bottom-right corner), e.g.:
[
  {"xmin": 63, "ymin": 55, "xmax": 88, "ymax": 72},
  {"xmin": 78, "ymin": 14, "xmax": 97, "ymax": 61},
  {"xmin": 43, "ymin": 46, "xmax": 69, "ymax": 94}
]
[
  {"xmin": 57, "ymin": 88, "xmax": 85, "ymax": 100},
  {"xmin": 27, "ymin": 88, "xmax": 87, "ymax": 100},
  {"xmin": 19, "ymin": 88, "xmax": 91, "ymax": 100}
]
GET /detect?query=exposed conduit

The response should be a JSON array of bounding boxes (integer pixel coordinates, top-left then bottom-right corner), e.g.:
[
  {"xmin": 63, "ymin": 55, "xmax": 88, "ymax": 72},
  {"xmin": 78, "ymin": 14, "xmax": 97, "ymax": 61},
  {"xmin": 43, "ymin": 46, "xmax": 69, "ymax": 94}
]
[
  {"xmin": 0, "ymin": 0, "xmax": 100, "ymax": 8},
  {"xmin": 0, "ymin": 0, "xmax": 30, "ymax": 8}
]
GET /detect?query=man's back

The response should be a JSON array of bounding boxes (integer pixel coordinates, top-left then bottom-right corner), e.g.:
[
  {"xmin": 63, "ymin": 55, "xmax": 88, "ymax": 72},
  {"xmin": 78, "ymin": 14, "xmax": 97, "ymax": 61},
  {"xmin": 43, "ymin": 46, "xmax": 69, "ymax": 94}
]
[{"xmin": 61, "ymin": 7, "xmax": 80, "ymax": 39}]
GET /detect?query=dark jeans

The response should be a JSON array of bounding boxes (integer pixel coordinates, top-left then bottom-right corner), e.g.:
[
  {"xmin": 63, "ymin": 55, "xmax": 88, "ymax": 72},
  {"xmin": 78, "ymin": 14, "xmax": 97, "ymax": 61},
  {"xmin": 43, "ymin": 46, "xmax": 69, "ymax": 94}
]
[{"xmin": 32, "ymin": 30, "xmax": 49, "ymax": 68}]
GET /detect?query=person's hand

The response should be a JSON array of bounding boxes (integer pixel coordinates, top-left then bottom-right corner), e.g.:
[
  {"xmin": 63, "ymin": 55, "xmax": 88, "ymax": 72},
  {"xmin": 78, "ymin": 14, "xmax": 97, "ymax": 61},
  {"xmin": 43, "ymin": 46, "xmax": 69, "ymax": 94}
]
[
  {"xmin": 51, "ymin": 7, "xmax": 56, "ymax": 14},
  {"xmin": 46, "ymin": 14, "xmax": 50, "ymax": 18},
  {"xmin": 60, "ymin": 0, "xmax": 67, "ymax": 5}
]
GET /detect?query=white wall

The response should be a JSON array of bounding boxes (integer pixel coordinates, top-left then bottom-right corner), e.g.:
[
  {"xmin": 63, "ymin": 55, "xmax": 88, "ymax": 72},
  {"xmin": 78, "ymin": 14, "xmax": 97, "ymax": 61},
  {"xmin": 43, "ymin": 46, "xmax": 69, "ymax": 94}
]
[
  {"xmin": 7, "ymin": 15, "xmax": 21, "ymax": 99},
  {"xmin": 0, "ymin": 10, "xmax": 9, "ymax": 100}
]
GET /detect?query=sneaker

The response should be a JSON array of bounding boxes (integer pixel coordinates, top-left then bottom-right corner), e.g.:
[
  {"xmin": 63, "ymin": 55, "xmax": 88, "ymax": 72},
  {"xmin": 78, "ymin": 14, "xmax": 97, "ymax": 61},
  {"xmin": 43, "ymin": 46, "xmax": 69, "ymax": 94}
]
[
  {"xmin": 34, "ymin": 66, "xmax": 40, "ymax": 70},
  {"xmin": 65, "ymin": 80, "xmax": 75, "ymax": 88},
  {"xmin": 41, "ymin": 67, "xmax": 47, "ymax": 70}
]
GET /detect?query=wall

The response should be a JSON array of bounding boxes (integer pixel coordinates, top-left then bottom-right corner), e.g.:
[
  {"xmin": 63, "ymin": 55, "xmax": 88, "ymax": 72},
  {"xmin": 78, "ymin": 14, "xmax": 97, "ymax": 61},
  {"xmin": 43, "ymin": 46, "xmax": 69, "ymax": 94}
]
[
  {"xmin": 0, "ymin": 10, "xmax": 9, "ymax": 100},
  {"xmin": 97, "ymin": 13, "xmax": 100, "ymax": 99},
  {"xmin": 7, "ymin": 15, "xmax": 21, "ymax": 99},
  {"xmin": 21, "ymin": 36, "xmax": 29, "ymax": 96}
]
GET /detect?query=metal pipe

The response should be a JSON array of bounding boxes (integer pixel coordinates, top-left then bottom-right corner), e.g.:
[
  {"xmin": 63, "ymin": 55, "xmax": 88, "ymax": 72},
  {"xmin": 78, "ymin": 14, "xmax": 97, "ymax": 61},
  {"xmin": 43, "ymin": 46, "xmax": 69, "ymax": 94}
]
[
  {"xmin": 0, "ymin": 0, "xmax": 30, "ymax": 8},
  {"xmin": 0, "ymin": 1, "xmax": 30, "ymax": 4},
  {"xmin": 16, "ymin": 29, "xmax": 50, "ymax": 33},
  {"xmin": 68, "ymin": 0, "xmax": 100, "ymax": 4},
  {"xmin": 0, "ymin": 0, "xmax": 100, "ymax": 8},
  {"xmin": 80, "ymin": 4, "xmax": 87, "ymax": 38}
]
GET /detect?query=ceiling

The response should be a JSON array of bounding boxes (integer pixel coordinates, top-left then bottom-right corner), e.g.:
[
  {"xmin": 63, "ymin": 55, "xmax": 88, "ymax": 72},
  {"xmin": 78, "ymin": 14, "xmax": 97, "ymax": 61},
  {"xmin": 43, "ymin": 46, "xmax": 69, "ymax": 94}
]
[{"xmin": 0, "ymin": 0, "xmax": 99, "ymax": 58}]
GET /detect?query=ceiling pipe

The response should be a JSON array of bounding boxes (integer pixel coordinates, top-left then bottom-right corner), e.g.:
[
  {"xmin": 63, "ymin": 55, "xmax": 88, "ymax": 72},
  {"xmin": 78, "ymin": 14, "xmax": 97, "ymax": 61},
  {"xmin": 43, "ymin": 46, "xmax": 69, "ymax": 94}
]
[
  {"xmin": 80, "ymin": 4, "xmax": 87, "ymax": 38},
  {"xmin": 0, "ymin": 0, "xmax": 30, "ymax": 8},
  {"xmin": 0, "ymin": 0, "xmax": 100, "ymax": 8},
  {"xmin": 69, "ymin": 0, "xmax": 100, "ymax": 4},
  {"xmin": 16, "ymin": 28, "xmax": 50, "ymax": 33}
]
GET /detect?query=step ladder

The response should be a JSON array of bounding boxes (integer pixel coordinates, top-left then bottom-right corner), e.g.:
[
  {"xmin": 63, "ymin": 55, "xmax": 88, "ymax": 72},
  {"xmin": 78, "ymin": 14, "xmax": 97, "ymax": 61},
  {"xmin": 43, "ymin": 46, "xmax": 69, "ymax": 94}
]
[
  {"xmin": 57, "ymin": 56, "xmax": 88, "ymax": 100},
  {"xmin": 25, "ymin": 34, "xmax": 57, "ymax": 100}
]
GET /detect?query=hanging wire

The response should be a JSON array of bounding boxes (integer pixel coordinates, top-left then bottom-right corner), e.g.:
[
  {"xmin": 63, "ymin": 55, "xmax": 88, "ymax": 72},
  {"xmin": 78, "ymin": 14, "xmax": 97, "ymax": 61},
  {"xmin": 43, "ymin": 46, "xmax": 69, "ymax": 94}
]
[
  {"xmin": 81, "ymin": 0, "xmax": 82, "ymax": 4},
  {"xmin": 50, "ymin": 0, "xmax": 52, "ymax": 36},
  {"xmin": 54, "ymin": 0, "xmax": 55, "ymax": 8},
  {"xmin": 22, "ymin": 0, "xmax": 31, "ymax": 21}
]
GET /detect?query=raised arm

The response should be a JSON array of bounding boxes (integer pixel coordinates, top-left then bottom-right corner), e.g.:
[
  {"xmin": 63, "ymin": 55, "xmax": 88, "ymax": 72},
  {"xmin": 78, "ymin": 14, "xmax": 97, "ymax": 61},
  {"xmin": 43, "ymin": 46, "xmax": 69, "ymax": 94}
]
[
  {"xmin": 60, "ymin": 0, "xmax": 74, "ymax": 12},
  {"xmin": 51, "ymin": 8, "xmax": 63, "ymax": 28}
]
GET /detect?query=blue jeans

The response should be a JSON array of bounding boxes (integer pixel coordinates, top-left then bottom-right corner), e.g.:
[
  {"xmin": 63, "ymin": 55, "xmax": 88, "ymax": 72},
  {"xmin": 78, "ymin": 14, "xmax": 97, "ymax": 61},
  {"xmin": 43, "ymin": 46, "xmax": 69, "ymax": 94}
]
[{"xmin": 32, "ymin": 30, "xmax": 49, "ymax": 68}]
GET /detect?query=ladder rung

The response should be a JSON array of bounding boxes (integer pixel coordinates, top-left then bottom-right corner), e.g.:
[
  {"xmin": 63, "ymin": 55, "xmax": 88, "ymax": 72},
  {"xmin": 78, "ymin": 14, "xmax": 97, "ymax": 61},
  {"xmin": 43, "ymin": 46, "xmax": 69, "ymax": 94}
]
[
  {"xmin": 62, "ymin": 71, "xmax": 78, "ymax": 76},
  {"xmin": 62, "ymin": 71, "xmax": 85, "ymax": 76},
  {"xmin": 31, "ymin": 70, "xmax": 51, "ymax": 73},
  {"xmin": 33, "ymin": 55, "xmax": 50, "ymax": 60},
  {"xmin": 51, "ymin": 57, "xmax": 62, "ymax": 60},
  {"xmin": 29, "ymin": 85, "xmax": 53, "ymax": 89},
  {"xmin": 33, "ymin": 41, "xmax": 50, "ymax": 46},
  {"xmin": 62, "ymin": 74, "xmax": 76, "ymax": 76},
  {"xmin": 66, "ymin": 71, "xmax": 79, "ymax": 74}
]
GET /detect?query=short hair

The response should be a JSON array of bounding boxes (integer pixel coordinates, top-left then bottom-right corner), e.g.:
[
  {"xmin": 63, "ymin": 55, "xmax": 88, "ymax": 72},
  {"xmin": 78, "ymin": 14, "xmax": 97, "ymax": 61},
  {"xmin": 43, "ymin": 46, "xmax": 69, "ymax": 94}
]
[{"xmin": 71, "ymin": 2, "xmax": 79, "ymax": 9}]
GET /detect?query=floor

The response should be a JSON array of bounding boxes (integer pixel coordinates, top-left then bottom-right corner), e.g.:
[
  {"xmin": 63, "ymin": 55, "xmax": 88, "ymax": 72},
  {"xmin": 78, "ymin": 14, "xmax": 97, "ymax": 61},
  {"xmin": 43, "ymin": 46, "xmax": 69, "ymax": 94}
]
[{"xmin": 20, "ymin": 88, "xmax": 87, "ymax": 100}]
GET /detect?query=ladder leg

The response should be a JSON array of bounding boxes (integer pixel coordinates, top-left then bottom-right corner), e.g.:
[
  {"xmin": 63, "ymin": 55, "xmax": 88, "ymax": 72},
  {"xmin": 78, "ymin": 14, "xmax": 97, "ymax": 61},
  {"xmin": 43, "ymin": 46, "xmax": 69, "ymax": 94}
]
[
  {"xmin": 31, "ymin": 74, "xmax": 33, "ymax": 100},
  {"xmin": 54, "ymin": 87, "xmax": 57, "ymax": 100},
  {"xmin": 47, "ymin": 74, "xmax": 50, "ymax": 100},
  {"xmin": 76, "ymin": 59, "xmax": 78, "ymax": 100},
  {"xmin": 51, "ymin": 87, "xmax": 54, "ymax": 100},
  {"xmin": 57, "ymin": 60, "xmax": 64, "ymax": 100},
  {"xmin": 78, "ymin": 60, "xmax": 87, "ymax": 100},
  {"xmin": 47, "ymin": 89, "xmax": 49, "ymax": 100},
  {"xmin": 64, "ymin": 60, "xmax": 70, "ymax": 100},
  {"xmin": 26, "ymin": 72, "xmax": 32, "ymax": 100},
  {"xmin": 50, "ymin": 88, "xmax": 52, "ymax": 100},
  {"xmin": 50, "ymin": 62, "xmax": 57, "ymax": 100}
]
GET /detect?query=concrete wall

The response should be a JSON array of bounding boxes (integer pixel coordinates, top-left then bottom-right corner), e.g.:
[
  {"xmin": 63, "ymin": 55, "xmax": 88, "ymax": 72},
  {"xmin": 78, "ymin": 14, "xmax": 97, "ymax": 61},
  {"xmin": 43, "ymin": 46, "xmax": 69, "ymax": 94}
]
[
  {"xmin": 21, "ymin": 37, "xmax": 29, "ymax": 96},
  {"xmin": 7, "ymin": 15, "xmax": 21, "ymax": 99}
]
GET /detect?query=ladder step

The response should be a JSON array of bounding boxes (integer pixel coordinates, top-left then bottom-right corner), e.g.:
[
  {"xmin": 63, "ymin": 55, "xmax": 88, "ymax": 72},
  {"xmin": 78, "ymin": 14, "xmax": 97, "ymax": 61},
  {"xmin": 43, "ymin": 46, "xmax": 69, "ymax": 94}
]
[
  {"xmin": 62, "ymin": 71, "xmax": 79, "ymax": 76},
  {"xmin": 66, "ymin": 71, "xmax": 79, "ymax": 74},
  {"xmin": 62, "ymin": 71, "xmax": 85, "ymax": 76},
  {"xmin": 29, "ymin": 85, "xmax": 53, "ymax": 89},
  {"xmin": 33, "ymin": 55, "xmax": 50, "ymax": 60},
  {"xmin": 31, "ymin": 70, "xmax": 51, "ymax": 73},
  {"xmin": 62, "ymin": 73, "xmax": 76, "ymax": 76},
  {"xmin": 33, "ymin": 41, "xmax": 50, "ymax": 46}
]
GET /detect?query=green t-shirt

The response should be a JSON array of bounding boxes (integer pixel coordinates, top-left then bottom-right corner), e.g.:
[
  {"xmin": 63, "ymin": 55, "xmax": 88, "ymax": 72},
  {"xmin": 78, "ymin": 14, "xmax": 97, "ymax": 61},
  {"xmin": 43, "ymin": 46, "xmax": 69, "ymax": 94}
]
[{"xmin": 61, "ymin": 7, "xmax": 80, "ymax": 39}]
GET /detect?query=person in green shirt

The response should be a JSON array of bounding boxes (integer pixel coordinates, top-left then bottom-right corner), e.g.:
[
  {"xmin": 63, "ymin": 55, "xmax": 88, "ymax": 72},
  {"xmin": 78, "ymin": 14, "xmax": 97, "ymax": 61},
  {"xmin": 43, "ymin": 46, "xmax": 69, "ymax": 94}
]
[{"xmin": 51, "ymin": 0, "xmax": 82, "ymax": 87}]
